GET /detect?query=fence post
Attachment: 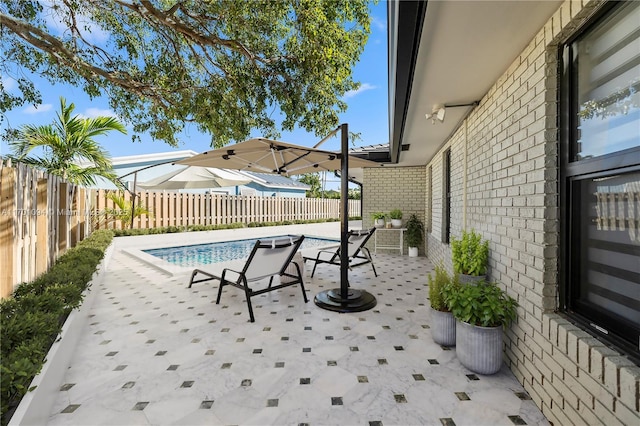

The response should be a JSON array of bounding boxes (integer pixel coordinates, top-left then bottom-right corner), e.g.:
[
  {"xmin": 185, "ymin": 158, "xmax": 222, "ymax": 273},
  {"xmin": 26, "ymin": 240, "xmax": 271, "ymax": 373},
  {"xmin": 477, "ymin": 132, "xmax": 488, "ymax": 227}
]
[
  {"xmin": 0, "ymin": 165, "xmax": 15, "ymax": 298},
  {"xmin": 36, "ymin": 178, "xmax": 49, "ymax": 276}
]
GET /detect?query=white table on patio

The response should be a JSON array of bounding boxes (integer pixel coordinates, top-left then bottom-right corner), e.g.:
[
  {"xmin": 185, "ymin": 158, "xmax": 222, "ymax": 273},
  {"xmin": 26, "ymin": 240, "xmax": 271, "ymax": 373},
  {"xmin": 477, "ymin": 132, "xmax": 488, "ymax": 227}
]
[{"xmin": 374, "ymin": 227, "xmax": 407, "ymax": 255}]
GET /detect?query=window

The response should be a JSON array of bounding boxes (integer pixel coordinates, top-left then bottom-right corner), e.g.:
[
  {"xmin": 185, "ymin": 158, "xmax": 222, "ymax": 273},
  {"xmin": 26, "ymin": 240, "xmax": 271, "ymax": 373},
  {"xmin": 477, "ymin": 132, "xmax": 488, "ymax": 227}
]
[
  {"xmin": 561, "ymin": 1, "xmax": 640, "ymax": 357},
  {"xmin": 442, "ymin": 149, "xmax": 451, "ymax": 243}
]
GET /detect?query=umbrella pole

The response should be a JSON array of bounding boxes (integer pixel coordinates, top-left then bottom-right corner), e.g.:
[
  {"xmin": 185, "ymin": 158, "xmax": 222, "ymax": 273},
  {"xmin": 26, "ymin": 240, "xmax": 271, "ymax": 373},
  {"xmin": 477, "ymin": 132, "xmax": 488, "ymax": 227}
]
[{"xmin": 314, "ymin": 123, "xmax": 376, "ymax": 313}]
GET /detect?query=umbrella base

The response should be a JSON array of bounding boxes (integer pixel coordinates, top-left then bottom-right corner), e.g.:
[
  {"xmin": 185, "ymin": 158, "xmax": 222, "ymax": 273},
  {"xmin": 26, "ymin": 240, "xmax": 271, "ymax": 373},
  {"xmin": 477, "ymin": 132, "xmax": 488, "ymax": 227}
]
[{"xmin": 314, "ymin": 288, "xmax": 377, "ymax": 313}]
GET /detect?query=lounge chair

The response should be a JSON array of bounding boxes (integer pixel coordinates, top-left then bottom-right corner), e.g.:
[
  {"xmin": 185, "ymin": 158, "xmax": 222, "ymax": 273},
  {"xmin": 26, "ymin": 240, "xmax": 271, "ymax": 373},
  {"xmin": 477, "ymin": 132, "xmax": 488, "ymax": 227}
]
[
  {"xmin": 188, "ymin": 235, "xmax": 307, "ymax": 322},
  {"xmin": 303, "ymin": 228, "xmax": 378, "ymax": 278}
]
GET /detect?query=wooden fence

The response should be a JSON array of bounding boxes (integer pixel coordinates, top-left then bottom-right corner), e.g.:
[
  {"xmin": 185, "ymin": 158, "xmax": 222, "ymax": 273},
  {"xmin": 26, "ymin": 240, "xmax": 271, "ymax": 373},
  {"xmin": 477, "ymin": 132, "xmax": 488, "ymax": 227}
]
[
  {"xmin": 92, "ymin": 189, "xmax": 361, "ymax": 229},
  {"xmin": 1, "ymin": 160, "xmax": 92, "ymax": 298},
  {"xmin": 1, "ymin": 161, "xmax": 360, "ymax": 297}
]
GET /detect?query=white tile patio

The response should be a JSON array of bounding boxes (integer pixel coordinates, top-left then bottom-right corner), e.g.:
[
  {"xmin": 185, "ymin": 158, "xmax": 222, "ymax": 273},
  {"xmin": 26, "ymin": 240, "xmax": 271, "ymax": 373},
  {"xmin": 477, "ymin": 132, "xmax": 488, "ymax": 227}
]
[{"xmin": 46, "ymin": 223, "xmax": 549, "ymax": 425}]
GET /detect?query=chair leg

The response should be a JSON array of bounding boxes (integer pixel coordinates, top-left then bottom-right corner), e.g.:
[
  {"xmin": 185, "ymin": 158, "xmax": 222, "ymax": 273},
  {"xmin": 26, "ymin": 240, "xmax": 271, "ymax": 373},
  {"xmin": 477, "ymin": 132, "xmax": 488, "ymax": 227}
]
[
  {"xmin": 188, "ymin": 270, "xmax": 198, "ymax": 288},
  {"xmin": 216, "ymin": 279, "xmax": 225, "ymax": 304},
  {"xmin": 294, "ymin": 263, "xmax": 308, "ymax": 303},
  {"xmin": 362, "ymin": 248, "xmax": 378, "ymax": 277},
  {"xmin": 311, "ymin": 261, "xmax": 319, "ymax": 278},
  {"xmin": 244, "ymin": 286, "xmax": 255, "ymax": 323}
]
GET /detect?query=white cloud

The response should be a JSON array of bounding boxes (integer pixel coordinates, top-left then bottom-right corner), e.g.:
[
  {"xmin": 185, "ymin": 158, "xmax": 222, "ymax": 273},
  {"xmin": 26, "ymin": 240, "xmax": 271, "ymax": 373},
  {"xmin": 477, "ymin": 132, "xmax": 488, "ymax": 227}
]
[
  {"xmin": 79, "ymin": 107, "xmax": 118, "ymax": 119},
  {"xmin": 344, "ymin": 83, "xmax": 376, "ymax": 99},
  {"xmin": 1, "ymin": 77, "xmax": 17, "ymax": 91},
  {"xmin": 23, "ymin": 104, "xmax": 53, "ymax": 114},
  {"xmin": 371, "ymin": 16, "xmax": 386, "ymax": 31},
  {"xmin": 42, "ymin": 1, "xmax": 110, "ymax": 43}
]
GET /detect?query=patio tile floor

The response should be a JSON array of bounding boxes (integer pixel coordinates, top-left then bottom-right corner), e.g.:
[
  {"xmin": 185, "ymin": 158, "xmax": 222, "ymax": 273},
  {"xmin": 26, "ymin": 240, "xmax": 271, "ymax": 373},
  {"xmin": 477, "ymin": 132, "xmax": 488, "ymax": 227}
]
[{"xmin": 46, "ymin": 227, "xmax": 549, "ymax": 426}]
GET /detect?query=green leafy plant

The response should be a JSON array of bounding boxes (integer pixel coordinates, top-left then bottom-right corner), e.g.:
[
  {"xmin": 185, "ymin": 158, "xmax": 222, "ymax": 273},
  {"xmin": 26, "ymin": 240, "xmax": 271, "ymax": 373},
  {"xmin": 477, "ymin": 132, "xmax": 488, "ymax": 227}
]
[
  {"xmin": 371, "ymin": 212, "xmax": 386, "ymax": 221},
  {"xmin": 444, "ymin": 282, "xmax": 518, "ymax": 328},
  {"xmin": 405, "ymin": 214, "xmax": 424, "ymax": 247},
  {"xmin": 389, "ymin": 209, "xmax": 402, "ymax": 220},
  {"xmin": 451, "ymin": 229, "xmax": 489, "ymax": 276},
  {"xmin": 428, "ymin": 264, "xmax": 459, "ymax": 312},
  {"xmin": 1, "ymin": 229, "xmax": 114, "ymax": 424}
]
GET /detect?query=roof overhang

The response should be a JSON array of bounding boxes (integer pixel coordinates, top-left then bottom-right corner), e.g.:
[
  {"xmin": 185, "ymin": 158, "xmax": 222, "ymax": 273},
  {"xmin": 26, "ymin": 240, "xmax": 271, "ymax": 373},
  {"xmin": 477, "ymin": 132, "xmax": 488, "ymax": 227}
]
[{"xmin": 388, "ymin": 0, "xmax": 562, "ymax": 167}]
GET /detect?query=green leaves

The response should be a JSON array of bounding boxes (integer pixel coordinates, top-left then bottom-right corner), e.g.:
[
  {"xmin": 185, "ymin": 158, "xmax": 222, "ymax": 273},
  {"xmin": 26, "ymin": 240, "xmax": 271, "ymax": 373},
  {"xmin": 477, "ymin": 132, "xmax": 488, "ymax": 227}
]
[
  {"xmin": 405, "ymin": 214, "xmax": 424, "ymax": 247},
  {"xmin": 0, "ymin": 230, "xmax": 113, "ymax": 424},
  {"xmin": 451, "ymin": 229, "xmax": 489, "ymax": 276},
  {"xmin": 444, "ymin": 282, "xmax": 518, "ymax": 328},
  {"xmin": 428, "ymin": 264, "xmax": 459, "ymax": 312},
  {"xmin": 1, "ymin": 0, "xmax": 373, "ymax": 147},
  {"xmin": 6, "ymin": 97, "xmax": 125, "ymax": 186}
]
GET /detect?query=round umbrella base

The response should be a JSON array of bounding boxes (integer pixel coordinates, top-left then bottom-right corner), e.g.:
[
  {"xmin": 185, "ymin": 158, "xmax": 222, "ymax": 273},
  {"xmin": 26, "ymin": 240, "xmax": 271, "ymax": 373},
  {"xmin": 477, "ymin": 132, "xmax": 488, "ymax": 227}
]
[{"xmin": 314, "ymin": 288, "xmax": 377, "ymax": 313}]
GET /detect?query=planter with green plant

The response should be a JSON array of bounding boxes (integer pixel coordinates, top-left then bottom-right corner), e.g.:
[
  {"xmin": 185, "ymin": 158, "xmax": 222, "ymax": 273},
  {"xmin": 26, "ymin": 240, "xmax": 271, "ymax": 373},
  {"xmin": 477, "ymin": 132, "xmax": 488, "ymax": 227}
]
[
  {"xmin": 444, "ymin": 281, "xmax": 518, "ymax": 374},
  {"xmin": 428, "ymin": 264, "xmax": 459, "ymax": 346},
  {"xmin": 371, "ymin": 212, "xmax": 386, "ymax": 228},
  {"xmin": 405, "ymin": 214, "xmax": 424, "ymax": 257},
  {"xmin": 389, "ymin": 209, "xmax": 403, "ymax": 228},
  {"xmin": 451, "ymin": 229, "xmax": 489, "ymax": 284}
]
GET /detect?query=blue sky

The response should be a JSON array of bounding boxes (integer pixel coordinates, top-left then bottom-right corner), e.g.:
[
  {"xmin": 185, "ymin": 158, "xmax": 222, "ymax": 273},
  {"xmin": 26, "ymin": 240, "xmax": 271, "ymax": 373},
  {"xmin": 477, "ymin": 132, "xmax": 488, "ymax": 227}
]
[{"xmin": 0, "ymin": 2, "xmax": 389, "ymax": 162}]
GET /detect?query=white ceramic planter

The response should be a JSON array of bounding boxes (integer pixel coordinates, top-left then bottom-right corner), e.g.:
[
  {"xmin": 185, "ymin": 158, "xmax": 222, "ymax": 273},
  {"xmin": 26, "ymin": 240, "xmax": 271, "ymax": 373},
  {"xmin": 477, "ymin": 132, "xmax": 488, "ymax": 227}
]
[
  {"xmin": 455, "ymin": 320, "xmax": 503, "ymax": 375},
  {"xmin": 374, "ymin": 218, "xmax": 385, "ymax": 228},
  {"xmin": 408, "ymin": 247, "xmax": 418, "ymax": 257},
  {"xmin": 431, "ymin": 308, "xmax": 456, "ymax": 346},
  {"xmin": 391, "ymin": 219, "xmax": 402, "ymax": 228}
]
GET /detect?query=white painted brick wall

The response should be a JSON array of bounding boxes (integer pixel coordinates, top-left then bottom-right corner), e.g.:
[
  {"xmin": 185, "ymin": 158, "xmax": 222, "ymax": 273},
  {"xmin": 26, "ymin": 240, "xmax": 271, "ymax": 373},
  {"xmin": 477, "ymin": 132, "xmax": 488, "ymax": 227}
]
[{"xmin": 364, "ymin": 0, "xmax": 639, "ymax": 424}]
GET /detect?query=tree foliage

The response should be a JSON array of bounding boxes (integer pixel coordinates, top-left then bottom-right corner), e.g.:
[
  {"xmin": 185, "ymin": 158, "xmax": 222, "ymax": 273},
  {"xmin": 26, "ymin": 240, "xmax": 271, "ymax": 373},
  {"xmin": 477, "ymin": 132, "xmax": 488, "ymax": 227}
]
[
  {"xmin": 0, "ymin": 0, "xmax": 373, "ymax": 147},
  {"xmin": 7, "ymin": 97, "xmax": 125, "ymax": 186}
]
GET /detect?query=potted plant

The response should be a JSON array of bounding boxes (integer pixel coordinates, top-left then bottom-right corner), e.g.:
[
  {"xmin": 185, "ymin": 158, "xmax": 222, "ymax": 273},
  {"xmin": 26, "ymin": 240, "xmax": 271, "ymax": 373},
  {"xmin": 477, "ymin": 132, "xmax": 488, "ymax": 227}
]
[
  {"xmin": 451, "ymin": 229, "xmax": 489, "ymax": 284},
  {"xmin": 444, "ymin": 281, "xmax": 518, "ymax": 375},
  {"xmin": 371, "ymin": 212, "xmax": 386, "ymax": 228},
  {"xmin": 405, "ymin": 214, "xmax": 424, "ymax": 257},
  {"xmin": 389, "ymin": 209, "xmax": 403, "ymax": 228},
  {"xmin": 428, "ymin": 264, "xmax": 459, "ymax": 346}
]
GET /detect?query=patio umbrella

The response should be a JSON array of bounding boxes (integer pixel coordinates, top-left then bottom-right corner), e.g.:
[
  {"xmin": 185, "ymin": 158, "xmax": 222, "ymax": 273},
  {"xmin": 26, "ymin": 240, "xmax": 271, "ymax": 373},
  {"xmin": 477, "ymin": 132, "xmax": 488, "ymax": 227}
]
[
  {"xmin": 136, "ymin": 166, "xmax": 251, "ymax": 190},
  {"xmin": 176, "ymin": 124, "xmax": 382, "ymax": 313}
]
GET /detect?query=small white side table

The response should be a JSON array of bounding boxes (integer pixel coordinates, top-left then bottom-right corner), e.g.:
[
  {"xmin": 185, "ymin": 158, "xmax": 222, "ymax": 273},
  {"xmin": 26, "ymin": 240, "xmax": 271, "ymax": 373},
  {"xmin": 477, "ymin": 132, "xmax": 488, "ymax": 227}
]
[{"xmin": 374, "ymin": 227, "xmax": 407, "ymax": 255}]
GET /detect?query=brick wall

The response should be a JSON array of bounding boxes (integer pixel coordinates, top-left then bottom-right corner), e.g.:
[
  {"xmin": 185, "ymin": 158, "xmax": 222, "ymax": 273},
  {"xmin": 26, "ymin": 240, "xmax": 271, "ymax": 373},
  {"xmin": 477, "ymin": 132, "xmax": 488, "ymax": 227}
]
[
  {"xmin": 362, "ymin": 167, "xmax": 425, "ymax": 255},
  {"xmin": 365, "ymin": 0, "xmax": 639, "ymax": 424}
]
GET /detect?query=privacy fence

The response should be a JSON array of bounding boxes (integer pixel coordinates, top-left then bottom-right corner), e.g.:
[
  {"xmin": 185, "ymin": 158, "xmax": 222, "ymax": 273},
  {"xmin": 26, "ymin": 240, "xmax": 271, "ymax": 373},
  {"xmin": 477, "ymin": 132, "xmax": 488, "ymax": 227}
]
[
  {"xmin": 0, "ymin": 161, "xmax": 92, "ymax": 299},
  {"xmin": 0, "ymin": 161, "xmax": 360, "ymax": 298},
  {"xmin": 92, "ymin": 189, "xmax": 360, "ymax": 230}
]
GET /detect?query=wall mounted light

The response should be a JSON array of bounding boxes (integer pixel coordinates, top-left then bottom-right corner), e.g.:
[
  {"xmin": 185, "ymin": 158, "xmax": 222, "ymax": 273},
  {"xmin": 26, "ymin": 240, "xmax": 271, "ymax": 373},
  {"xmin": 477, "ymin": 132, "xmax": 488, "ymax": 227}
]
[{"xmin": 425, "ymin": 105, "xmax": 446, "ymax": 124}]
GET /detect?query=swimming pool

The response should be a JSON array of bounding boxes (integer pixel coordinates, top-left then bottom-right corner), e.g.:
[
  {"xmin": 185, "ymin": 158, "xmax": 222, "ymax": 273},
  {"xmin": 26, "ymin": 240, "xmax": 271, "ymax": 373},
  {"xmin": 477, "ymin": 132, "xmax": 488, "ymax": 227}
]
[{"xmin": 143, "ymin": 235, "xmax": 339, "ymax": 267}]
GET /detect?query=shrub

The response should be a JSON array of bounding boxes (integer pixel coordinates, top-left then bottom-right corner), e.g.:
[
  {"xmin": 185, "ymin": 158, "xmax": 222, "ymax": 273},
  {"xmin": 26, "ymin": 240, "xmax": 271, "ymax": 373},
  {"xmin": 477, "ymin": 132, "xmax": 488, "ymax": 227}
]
[
  {"xmin": 444, "ymin": 282, "xmax": 518, "ymax": 328},
  {"xmin": 0, "ymin": 229, "xmax": 113, "ymax": 425},
  {"xmin": 451, "ymin": 229, "xmax": 489, "ymax": 276},
  {"xmin": 428, "ymin": 264, "xmax": 459, "ymax": 312},
  {"xmin": 389, "ymin": 209, "xmax": 402, "ymax": 220}
]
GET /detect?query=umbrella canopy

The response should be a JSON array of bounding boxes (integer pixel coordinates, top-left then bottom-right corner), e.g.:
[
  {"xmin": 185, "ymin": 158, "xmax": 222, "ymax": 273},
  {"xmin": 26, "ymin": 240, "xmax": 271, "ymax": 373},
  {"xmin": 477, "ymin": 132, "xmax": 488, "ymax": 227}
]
[
  {"xmin": 175, "ymin": 137, "xmax": 380, "ymax": 177},
  {"xmin": 136, "ymin": 166, "xmax": 251, "ymax": 190},
  {"xmin": 178, "ymin": 128, "xmax": 381, "ymax": 315}
]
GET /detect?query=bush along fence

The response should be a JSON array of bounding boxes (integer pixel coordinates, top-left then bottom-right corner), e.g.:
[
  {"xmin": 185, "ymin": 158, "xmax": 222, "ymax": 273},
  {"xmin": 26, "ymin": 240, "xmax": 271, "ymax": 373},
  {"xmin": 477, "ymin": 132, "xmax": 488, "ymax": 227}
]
[
  {"xmin": 0, "ymin": 160, "xmax": 92, "ymax": 299},
  {"xmin": 91, "ymin": 189, "xmax": 361, "ymax": 230},
  {"xmin": 0, "ymin": 229, "xmax": 114, "ymax": 425}
]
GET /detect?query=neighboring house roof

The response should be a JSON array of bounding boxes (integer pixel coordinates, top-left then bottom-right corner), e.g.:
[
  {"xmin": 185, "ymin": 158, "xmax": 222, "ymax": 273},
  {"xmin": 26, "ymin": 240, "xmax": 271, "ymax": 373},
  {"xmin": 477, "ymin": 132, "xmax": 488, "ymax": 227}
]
[
  {"xmin": 237, "ymin": 171, "xmax": 310, "ymax": 191},
  {"xmin": 387, "ymin": 0, "xmax": 562, "ymax": 166},
  {"xmin": 349, "ymin": 144, "xmax": 391, "ymax": 163}
]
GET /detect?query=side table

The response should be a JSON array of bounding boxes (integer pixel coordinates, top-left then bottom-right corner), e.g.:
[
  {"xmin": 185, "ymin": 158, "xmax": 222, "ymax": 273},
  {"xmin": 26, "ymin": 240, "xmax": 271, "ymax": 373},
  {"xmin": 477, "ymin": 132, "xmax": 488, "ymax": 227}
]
[{"xmin": 374, "ymin": 227, "xmax": 407, "ymax": 255}]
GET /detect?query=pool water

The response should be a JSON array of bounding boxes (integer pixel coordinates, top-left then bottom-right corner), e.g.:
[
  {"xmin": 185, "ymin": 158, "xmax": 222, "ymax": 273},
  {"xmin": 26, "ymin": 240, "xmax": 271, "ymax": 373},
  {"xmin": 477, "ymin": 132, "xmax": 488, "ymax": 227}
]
[{"xmin": 143, "ymin": 235, "xmax": 339, "ymax": 267}]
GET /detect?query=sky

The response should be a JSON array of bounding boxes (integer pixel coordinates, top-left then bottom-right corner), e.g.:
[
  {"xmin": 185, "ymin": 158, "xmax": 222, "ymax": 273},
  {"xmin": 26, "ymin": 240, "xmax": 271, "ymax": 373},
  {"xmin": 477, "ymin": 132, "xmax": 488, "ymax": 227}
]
[{"xmin": 0, "ymin": 1, "xmax": 389, "ymax": 173}]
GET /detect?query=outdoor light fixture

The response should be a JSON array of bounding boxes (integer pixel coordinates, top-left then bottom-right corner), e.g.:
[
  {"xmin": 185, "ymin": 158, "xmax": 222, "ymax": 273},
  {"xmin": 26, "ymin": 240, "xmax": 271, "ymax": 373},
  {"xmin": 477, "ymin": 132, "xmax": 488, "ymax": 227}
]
[{"xmin": 425, "ymin": 104, "xmax": 446, "ymax": 124}]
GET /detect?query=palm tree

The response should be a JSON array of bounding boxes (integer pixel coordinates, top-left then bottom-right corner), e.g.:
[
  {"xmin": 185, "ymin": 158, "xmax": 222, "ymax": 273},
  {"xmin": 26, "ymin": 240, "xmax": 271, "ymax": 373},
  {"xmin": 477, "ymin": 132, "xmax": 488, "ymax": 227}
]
[
  {"xmin": 8, "ymin": 97, "xmax": 126, "ymax": 186},
  {"xmin": 98, "ymin": 191, "xmax": 151, "ymax": 229}
]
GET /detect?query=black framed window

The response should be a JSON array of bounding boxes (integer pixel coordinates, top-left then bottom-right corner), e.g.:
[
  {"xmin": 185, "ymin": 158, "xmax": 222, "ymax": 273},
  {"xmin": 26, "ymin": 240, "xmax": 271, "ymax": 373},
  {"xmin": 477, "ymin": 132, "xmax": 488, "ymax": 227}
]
[
  {"xmin": 561, "ymin": 0, "xmax": 640, "ymax": 358},
  {"xmin": 443, "ymin": 149, "xmax": 451, "ymax": 243}
]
